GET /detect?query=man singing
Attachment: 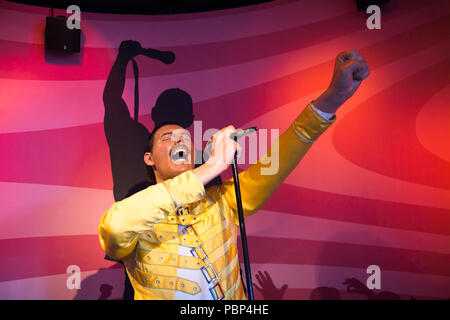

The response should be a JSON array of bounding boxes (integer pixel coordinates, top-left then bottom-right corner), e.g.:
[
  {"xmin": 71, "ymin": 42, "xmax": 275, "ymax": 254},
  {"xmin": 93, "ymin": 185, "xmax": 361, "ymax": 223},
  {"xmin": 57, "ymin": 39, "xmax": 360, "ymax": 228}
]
[{"xmin": 98, "ymin": 50, "xmax": 369, "ymax": 300}]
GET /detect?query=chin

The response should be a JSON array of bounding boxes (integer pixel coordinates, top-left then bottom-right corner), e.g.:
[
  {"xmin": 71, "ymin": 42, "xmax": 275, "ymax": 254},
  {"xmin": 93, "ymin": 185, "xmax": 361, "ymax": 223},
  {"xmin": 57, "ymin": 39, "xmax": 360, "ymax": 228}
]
[{"xmin": 171, "ymin": 163, "xmax": 193, "ymax": 176}]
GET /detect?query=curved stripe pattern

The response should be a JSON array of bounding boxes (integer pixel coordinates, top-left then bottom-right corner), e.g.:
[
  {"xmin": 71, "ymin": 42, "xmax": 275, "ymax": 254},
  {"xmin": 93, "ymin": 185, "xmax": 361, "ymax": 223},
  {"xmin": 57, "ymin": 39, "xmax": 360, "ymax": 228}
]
[{"xmin": 0, "ymin": 0, "xmax": 449, "ymax": 299}]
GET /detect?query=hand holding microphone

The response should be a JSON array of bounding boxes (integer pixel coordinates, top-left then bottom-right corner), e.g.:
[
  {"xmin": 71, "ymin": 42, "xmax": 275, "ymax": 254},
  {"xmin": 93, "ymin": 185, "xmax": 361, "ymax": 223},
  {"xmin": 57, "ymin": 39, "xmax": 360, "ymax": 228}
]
[
  {"xmin": 204, "ymin": 126, "xmax": 258, "ymax": 173},
  {"xmin": 195, "ymin": 125, "xmax": 255, "ymax": 186},
  {"xmin": 118, "ymin": 40, "xmax": 175, "ymax": 64},
  {"xmin": 207, "ymin": 126, "xmax": 241, "ymax": 171},
  {"xmin": 204, "ymin": 126, "xmax": 258, "ymax": 157}
]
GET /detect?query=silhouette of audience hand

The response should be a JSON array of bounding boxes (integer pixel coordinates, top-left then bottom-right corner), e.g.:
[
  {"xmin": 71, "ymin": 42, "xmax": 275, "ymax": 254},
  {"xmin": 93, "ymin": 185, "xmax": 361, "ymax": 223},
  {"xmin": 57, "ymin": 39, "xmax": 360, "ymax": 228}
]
[
  {"xmin": 343, "ymin": 277, "xmax": 402, "ymax": 300},
  {"xmin": 98, "ymin": 283, "xmax": 113, "ymax": 300},
  {"xmin": 253, "ymin": 270, "xmax": 288, "ymax": 300},
  {"xmin": 343, "ymin": 277, "xmax": 374, "ymax": 298}
]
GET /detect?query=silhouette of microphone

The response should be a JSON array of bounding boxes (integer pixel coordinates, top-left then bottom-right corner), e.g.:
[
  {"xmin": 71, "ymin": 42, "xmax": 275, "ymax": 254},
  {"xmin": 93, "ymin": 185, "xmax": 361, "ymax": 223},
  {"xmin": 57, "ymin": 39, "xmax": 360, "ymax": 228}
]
[
  {"xmin": 141, "ymin": 48, "xmax": 175, "ymax": 64},
  {"xmin": 204, "ymin": 127, "xmax": 258, "ymax": 155}
]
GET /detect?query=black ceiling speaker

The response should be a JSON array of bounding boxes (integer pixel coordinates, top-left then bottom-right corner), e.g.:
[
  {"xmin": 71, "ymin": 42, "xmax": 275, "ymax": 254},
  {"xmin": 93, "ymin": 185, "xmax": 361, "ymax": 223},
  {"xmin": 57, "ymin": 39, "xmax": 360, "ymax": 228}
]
[
  {"xmin": 45, "ymin": 15, "xmax": 80, "ymax": 52},
  {"xmin": 355, "ymin": 0, "xmax": 390, "ymax": 11}
]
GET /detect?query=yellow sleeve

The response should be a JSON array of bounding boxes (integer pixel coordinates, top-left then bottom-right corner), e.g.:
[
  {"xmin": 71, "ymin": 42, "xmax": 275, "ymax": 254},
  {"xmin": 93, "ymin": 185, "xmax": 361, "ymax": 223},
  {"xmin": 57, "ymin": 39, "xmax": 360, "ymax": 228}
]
[
  {"xmin": 221, "ymin": 102, "xmax": 335, "ymax": 223},
  {"xmin": 98, "ymin": 170, "xmax": 205, "ymax": 260}
]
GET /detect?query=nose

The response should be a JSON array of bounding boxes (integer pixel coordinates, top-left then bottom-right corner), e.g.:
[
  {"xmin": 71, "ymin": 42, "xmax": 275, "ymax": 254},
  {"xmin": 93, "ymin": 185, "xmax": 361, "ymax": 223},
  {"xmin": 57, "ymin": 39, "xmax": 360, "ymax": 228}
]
[
  {"xmin": 176, "ymin": 134, "xmax": 192, "ymax": 145},
  {"xmin": 176, "ymin": 135, "xmax": 184, "ymax": 144}
]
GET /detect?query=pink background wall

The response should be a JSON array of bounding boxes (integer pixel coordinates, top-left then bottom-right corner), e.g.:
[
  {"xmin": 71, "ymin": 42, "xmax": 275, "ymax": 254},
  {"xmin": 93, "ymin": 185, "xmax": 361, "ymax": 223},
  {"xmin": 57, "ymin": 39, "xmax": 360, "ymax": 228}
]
[{"xmin": 0, "ymin": 0, "xmax": 449, "ymax": 299}]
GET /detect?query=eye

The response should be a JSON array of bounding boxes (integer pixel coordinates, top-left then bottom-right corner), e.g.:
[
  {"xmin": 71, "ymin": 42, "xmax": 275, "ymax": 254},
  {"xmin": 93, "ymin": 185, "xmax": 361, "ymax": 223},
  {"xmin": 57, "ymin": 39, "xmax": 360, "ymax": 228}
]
[{"xmin": 160, "ymin": 134, "xmax": 172, "ymax": 142}]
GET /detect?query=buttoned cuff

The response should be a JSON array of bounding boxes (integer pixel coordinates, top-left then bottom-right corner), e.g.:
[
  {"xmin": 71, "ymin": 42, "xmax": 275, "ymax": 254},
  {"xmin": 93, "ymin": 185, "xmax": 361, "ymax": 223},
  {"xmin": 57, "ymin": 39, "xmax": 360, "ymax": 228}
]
[
  {"xmin": 291, "ymin": 102, "xmax": 336, "ymax": 143},
  {"xmin": 163, "ymin": 170, "xmax": 206, "ymax": 209},
  {"xmin": 310, "ymin": 101, "xmax": 335, "ymax": 120}
]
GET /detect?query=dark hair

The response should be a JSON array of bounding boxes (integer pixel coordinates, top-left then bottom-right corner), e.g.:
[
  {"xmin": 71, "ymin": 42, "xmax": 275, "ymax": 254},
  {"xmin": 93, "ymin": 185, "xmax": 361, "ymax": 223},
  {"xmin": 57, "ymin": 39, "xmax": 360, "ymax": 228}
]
[
  {"xmin": 144, "ymin": 121, "xmax": 183, "ymax": 182},
  {"xmin": 151, "ymin": 89, "xmax": 194, "ymax": 129}
]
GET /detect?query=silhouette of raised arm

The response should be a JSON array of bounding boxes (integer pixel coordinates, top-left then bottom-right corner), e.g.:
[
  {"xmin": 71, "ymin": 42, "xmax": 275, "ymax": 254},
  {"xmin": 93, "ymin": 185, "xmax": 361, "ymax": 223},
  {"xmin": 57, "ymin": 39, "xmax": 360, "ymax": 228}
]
[{"xmin": 103, "ymin": 40, "xmax": 142, "ymax": 119}]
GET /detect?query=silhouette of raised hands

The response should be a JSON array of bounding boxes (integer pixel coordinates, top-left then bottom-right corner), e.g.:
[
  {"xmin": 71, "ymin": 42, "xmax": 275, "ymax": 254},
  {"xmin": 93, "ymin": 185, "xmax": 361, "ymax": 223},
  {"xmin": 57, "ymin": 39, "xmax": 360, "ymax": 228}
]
[
  {"xmin": 344, "ymin": 277, "xmax": 378, "ymax": 300},
  {"xmin": 98, "ymin": 283, "xmax": 113, "ymax": 300},
  {"xmin": 343, "ymin": 277, "xmax": 374, "ymax": 298},
  {"xmin": 253, "ymin": 270, "xmax": 288, "ymax": 300}
]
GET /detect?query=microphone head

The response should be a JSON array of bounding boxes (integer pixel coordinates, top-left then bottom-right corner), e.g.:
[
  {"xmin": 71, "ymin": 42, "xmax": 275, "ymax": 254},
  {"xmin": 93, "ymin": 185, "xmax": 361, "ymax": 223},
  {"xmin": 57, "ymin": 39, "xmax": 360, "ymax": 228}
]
[
  {"xmin": 230, "ymin": 127, "xmax": 258, "ymax": 140},
  {"xmin": 161, "ymin": 51, "xmax": 176, "ymax": 64},
  {"xmin": 204, "ymin": 127, "xmax": 258, "ymax": 155}
]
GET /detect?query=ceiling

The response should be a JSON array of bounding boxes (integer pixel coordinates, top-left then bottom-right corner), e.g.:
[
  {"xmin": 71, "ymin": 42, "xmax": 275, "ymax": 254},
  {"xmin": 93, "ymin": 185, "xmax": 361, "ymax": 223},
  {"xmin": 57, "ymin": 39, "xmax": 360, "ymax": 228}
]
[{"xmin": 7, "ymin": 0, "xmax": 275, "ymax": 14}]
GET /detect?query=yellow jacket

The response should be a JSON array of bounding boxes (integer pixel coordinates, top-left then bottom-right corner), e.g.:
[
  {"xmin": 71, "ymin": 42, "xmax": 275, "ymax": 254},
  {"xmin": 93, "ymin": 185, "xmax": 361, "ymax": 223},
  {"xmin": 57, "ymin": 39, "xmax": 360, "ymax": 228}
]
[{"xmin": 98, "ymin": 103, "xmax": 335, "ymax": 300}]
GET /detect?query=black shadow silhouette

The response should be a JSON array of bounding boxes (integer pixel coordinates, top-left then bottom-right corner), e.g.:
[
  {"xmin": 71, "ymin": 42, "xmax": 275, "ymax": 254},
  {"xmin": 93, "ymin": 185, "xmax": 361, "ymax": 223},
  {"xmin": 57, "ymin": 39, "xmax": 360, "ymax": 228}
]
[
  {"xmin": 73, "ymin": 263, "xmax": 123, "ymax": 300},
  {"xmin": 343, "ymin": 277, "xmax": 401, "ymax": 300},
  {"xmin": 253, "ymin": 270, "xmax": 288, "ymax": 300},
  {"xmin": 102, "ymin": 40, "xmax": 221, "ymax": 299},
  {"xmin": 313, "ymin": 231, "xmax": 402, "ymax": 300},
  {"xmin": 98, "ymin": 283, "xmax": 114, "ymax": 300}
]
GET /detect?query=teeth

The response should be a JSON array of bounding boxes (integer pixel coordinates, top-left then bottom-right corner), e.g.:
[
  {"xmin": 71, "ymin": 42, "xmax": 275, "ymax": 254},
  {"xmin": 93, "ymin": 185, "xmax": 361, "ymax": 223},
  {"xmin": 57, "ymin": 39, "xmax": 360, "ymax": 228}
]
[{"xmin": 170, "ymin": 144, "xmax": 190, "ymax": 163}]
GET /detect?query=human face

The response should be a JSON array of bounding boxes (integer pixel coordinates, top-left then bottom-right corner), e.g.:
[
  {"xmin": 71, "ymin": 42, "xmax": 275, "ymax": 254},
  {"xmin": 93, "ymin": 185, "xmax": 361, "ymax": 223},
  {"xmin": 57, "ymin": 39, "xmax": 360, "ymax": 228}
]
[{"xmin": 144, "ymin": 124, "xmax": 195, "ymax": 183}]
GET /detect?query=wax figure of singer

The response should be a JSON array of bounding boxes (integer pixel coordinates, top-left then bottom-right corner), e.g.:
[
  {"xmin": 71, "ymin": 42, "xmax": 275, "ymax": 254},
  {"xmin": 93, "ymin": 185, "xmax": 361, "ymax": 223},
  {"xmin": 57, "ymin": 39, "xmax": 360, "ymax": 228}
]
[{"xmin": 99, "ymin": 50, "xmax": 370, "ymax": 300}]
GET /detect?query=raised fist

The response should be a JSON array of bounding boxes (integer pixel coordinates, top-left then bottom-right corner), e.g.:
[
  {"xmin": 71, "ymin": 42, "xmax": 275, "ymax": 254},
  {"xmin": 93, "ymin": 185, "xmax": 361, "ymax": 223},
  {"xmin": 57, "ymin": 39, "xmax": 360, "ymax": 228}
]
[
  {"xmin": 314, "ymin": 50, "xmax": 370, "ymax": 113},
  {"xmin": 118, "ymin": 40, "xmax": 142, "ymax": 60}
]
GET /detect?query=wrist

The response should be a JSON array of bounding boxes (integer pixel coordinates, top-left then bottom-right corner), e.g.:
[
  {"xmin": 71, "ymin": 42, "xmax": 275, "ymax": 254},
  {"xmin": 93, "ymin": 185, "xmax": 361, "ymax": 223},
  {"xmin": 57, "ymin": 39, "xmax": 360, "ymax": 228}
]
[
  {"xmin": 193, "ymin": 160, "xmax": 226, "ymax": 186},
  {"xmin": 313, "ymin": 90, "xmax": 343, "ymax": 114},
  {"xmin": 204, "ymin": 159, "xmax": 227, "ymax": 175}
]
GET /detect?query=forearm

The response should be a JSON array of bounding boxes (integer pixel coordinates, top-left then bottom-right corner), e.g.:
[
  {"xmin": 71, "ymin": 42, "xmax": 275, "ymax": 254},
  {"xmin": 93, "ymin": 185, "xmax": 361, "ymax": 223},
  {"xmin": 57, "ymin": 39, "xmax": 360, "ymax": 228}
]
[
  {"xmin": 103, "ymin": 55, "xmax": 129, "ymax": 102},
  {"xmin": 222, "ymin": 102, "xmax": 335, "ymax": 218},
  {"xmin": 312, "ymin": 89, "xmax": 343, "ymax": 114},
  {"xmin": 193, "ymin": 161, "xmax": 225, "ymax": 187}
]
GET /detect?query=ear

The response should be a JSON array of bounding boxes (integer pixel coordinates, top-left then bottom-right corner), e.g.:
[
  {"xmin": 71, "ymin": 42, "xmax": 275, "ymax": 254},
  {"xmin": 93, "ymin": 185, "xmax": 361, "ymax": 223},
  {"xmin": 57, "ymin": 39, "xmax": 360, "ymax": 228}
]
[{"xmin": 144, "ymin": 152, "xmax": 155, "ymax": 167}]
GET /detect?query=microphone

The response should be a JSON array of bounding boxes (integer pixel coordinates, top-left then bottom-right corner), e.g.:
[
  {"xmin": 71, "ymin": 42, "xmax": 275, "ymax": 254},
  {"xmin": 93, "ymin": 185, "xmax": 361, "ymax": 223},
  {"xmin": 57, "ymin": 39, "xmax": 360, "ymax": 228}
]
[
  {"xmin": 229, "ymin": 127, "xmax": 258, "ymax": 141},
  {"xmin": 204, "ymin": 127, "xmax": 258, "ymax": 155},
  {"xmin": 141, "ymin": 48, "xmax": 175, "ymax": 64}
]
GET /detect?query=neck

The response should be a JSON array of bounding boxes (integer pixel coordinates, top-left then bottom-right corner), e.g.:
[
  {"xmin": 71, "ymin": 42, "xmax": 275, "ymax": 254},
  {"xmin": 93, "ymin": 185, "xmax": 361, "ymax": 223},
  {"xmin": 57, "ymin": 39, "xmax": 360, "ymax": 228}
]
[
  {"xmin": 154, "ymin": 170, "xmax": 191, "ymax": 184},
  {"xmin": 154, "ymin": 172, "xmax": 165, "ymax": 184},
  {"xmin": 154, "ymin": 170, "xmax": 177, "ymax": 184}
]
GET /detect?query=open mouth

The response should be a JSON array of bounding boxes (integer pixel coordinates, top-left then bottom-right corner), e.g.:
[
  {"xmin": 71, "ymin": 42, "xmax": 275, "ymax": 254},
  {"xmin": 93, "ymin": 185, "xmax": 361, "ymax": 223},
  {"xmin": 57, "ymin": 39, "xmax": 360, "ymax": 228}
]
[{"xmin": 170, "ymin": 144, "xmax": 190, "ymax": 164}]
